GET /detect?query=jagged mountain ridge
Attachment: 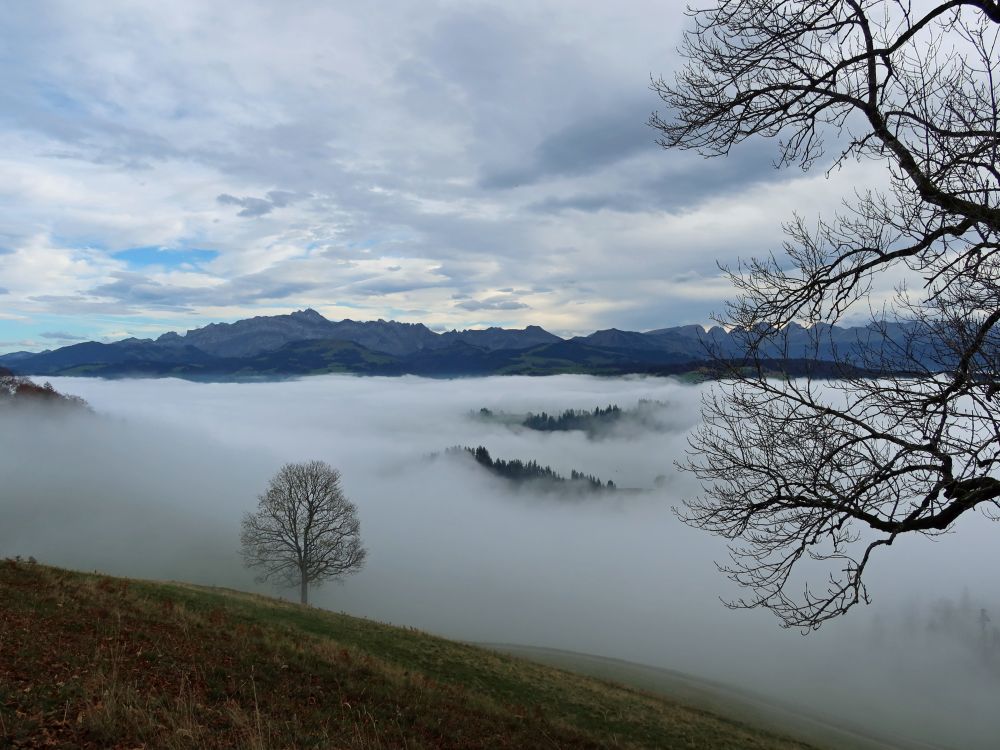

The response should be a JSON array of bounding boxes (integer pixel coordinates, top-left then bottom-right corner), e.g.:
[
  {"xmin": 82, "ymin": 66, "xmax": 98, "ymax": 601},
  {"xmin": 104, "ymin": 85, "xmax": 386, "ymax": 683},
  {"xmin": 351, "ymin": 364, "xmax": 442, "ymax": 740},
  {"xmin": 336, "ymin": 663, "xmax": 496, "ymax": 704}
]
[
  {"xmin": 0, "ymin": 308, "xmax": 931, "ymax": 378},
  {"xmin": 440, "ymin": 324, "xmax": 562, "ymax": 350},
  {"xmin": 146, "ymin": 308, "xmax": 564, "ymax": 358},
  {"xmin": 152, "ymin": 308, "xmax": 444, "ymax": 358}
]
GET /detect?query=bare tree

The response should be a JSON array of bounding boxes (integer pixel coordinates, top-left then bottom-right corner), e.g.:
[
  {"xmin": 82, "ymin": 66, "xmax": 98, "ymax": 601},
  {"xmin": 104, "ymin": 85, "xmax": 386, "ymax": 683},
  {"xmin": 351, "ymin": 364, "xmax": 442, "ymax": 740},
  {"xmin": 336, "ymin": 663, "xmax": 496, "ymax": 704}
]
[
  {"xmin": 241, "ymin": 461, "xmax": 366, "ymax": 605},
  {"xmin": 651, "ymin": 1, "xmax": 1000, "ymax": 629}
]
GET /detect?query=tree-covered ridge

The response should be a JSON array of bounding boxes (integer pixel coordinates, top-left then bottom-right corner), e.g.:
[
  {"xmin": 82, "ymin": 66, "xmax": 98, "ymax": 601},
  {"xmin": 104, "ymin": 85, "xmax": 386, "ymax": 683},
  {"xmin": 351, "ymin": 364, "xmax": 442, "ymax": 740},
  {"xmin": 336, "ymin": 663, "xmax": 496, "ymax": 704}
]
[
  {"xmin": 447, "ymin": 445, "xmax": 615, "ymax": 490},
  {"xmin": 477, "ymin": 400, "xmax": 667, "ymax": 436},
  {"xmin": 521, "ymin": 404, "xmax": 622, "ymax": 432},
  {"xmin": 0, "ymin": 367, "xmax": 88, "ymax": 410}
]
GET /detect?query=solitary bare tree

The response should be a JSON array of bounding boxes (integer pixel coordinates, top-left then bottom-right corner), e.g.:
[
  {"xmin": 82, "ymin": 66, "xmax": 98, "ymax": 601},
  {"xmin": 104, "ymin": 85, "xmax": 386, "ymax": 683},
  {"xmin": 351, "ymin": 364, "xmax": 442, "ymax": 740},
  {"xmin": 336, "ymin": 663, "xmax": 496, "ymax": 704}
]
[
  {"xmin": 241, "ymin": 461, "xmax": 366, "ymax": 605},
  {"xmin": 652, "ymin": 1, "xmax": 1000, "ymax": 629}
]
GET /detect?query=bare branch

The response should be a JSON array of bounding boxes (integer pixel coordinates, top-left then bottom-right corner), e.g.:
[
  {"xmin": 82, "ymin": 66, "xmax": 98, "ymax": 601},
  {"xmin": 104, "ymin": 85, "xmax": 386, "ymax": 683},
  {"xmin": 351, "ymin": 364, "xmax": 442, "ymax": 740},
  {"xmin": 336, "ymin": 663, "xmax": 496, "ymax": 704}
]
[{"xmin": 658, "ymin": 1, "xmax": 1000, "ymax": 629}]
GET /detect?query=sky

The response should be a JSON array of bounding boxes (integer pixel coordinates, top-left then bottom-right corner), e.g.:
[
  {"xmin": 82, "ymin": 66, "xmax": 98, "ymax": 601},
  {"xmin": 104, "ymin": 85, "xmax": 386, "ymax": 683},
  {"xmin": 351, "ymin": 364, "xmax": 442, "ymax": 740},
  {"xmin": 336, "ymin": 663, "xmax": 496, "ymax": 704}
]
[
  {"xmin": 4, "ymin": 374, "xmax": 1000, "ymax": 748},
  {"xmin": 0, "ymin": 0, "xmax": 889, "ymax": 352}
]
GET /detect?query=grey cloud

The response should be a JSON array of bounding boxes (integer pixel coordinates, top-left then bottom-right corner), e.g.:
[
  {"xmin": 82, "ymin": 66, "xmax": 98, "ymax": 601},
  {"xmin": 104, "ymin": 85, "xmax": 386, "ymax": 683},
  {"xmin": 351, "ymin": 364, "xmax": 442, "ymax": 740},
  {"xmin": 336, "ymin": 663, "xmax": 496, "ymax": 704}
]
[
  {"xmin": 455, "ymin": 296, "xmax": 529, "ymax": 311},
  {"xmin": 198, "ymin": 119, "xmax": 350, "ymax": 193},
  {"xmin": 91, "ymin": 273, "xmax": 180, "ymax": 306},
  {"xmin": 349, "ymin": 276, "xmax": 450, "ymax": 297},
  {"xmin": 27, "ymin": 294, "xmax": 142, "ymax": 316},
  {"xmin": 265, "ymin": 190, "xmax": 307, "ymax": 207},
  {"xmin": 6, "ymin": 5, "xmax": 759, "ymax": 332},
  {"xmin": 314, "ymin": 251, "xmax": 360, "ymax": 267},
  {"xmin": 216, "ymin": 190, "xmax": 309, "ymax": 218},
  {"xmin": 432, "ymin": 257, "xmax": 511, "ymax": 284},
  {"xmin": 2, "ymin": 94, "xmax": 180, "ymax": 171},
  {"xmin": 217, "ymin": 194, "xmax": 275, "ymax": 217},
  {"xmin": 528, "ymin": 193, "xmax": 637, "ymax": 214},
  {"xmin": 418, "ymin": 9, "xmax": 548, "ymax": 114},
  {"xmin": 218, "ymin": 274, "xmax": 321, "ymax": 303},
  {"xmin": 638, "ymin": 141, "xmax": 793, "ymax": 205},
  {"xmin": 0, "ymin": 339, "xmax": 39, "ymax": 349},
  {"xmin": 535, "ymin": 111, "xmax": 652, "ymax": 173},
  {"xmin": 89, "ymin": 270, "xmax": 321, "ymax": 310},
  {"xmin": 0, "ymin": 286, "xmax": 9, "ymax": 294},
  {"xmin": 612, "ymin": 297, "xmax": 724, "ymax": 333},
  {"xmin": 0, "ymin": 56, "xmax": 180, "ymax": 171},
  {"xmin": 0, "ymin": 2, "xmax": 851, "ymax": 336},
  {"xmin": 40, "ymin": 331, "xmax": 87, "ymax": 341},
  {"xmin": 482, "ymin": 104, "xmax": 655, "ymax": 189},
  {"xmin": 232, "ymin": 277, "xmax": 321, "ymax": 302},
  {"xmin": 526, "ymin": 139, "xmax": 792, "ymax": 216}
]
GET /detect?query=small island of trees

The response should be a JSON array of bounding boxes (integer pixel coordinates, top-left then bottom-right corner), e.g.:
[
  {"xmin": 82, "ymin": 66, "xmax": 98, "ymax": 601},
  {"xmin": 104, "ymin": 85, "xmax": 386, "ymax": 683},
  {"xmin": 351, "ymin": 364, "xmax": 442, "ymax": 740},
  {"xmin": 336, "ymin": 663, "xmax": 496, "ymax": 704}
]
[
  {"xmin": 447, "ymin": 445, "xmax": 615, "ymax": 491},
  {"xmin": 0, "ymin": 368, "xmax": 89, "ymax": 410},
  {"xmin": 522, "ymin": 405, "xmax": 622, "ymax": 432},
  {"xmin": 476, "ymin": 400, "xmax": 667, "ymax": 437}
]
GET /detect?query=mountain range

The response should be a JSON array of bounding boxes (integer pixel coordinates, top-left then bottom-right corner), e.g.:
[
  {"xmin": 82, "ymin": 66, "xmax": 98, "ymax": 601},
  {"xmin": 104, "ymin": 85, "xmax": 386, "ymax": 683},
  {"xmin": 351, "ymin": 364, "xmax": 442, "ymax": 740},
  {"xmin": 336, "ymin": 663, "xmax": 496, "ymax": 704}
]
[{"xmin": 0, "ymin": 308, "xmax": 928, "ymax": 379}]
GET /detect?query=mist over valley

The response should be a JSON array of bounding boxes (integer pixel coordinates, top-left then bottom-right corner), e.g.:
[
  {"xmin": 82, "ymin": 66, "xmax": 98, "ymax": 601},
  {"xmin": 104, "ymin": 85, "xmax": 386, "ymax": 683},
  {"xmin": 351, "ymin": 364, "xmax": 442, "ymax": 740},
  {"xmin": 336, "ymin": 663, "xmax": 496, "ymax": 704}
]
[{"xmin": 3, "ymin": 374, "xmax": 998, "ymax": 748}]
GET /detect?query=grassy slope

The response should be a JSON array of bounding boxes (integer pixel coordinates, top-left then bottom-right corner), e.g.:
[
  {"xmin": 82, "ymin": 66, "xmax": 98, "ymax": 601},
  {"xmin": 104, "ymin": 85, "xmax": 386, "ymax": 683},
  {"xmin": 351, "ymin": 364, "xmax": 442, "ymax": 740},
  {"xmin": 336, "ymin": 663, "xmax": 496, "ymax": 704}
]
[
  {"xmin": 0, "ymin": 561, "xmax": 818, "ymax": 750},
  {"xmin": 485, "ymin": 646, "xmax": 938, "ymax": 750}
]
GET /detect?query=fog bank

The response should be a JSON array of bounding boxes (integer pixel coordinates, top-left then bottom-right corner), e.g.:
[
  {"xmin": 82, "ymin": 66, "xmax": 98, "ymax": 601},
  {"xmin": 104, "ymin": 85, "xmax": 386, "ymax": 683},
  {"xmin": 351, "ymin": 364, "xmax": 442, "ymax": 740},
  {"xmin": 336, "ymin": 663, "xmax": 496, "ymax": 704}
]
[{"xmin": 2, "ymin": 374, "xmax": 998, "ymax": 748}]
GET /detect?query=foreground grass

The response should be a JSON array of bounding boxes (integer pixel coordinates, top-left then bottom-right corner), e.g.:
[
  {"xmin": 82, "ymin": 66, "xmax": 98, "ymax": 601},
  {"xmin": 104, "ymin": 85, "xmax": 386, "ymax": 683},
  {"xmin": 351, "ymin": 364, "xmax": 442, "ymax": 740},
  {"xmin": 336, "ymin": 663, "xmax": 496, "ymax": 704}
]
[{"xmin": 0, "ymin": 561, "xmax": 815, "ymax": 749}]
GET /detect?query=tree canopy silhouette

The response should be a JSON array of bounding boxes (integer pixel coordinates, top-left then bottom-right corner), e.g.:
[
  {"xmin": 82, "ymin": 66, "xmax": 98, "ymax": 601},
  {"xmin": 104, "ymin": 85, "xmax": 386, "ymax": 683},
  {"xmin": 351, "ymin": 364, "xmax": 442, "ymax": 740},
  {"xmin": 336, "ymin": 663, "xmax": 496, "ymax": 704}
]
[
  {"xmin": 653, "ymin": 1, "xmax": 1000, "ymax": 629},
  {"xmin": 241, "ymin": 461, "xmax": 366, "ymax": 605}
]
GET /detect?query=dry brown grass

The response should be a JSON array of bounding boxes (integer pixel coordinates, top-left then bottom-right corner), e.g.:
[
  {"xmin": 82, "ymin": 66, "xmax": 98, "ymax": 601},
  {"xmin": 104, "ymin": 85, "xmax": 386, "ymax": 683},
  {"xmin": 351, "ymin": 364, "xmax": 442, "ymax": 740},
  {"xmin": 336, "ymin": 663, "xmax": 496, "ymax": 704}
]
[{"xmin": 0, "ymin": 560, "xmax": 816, "ymax": 749}]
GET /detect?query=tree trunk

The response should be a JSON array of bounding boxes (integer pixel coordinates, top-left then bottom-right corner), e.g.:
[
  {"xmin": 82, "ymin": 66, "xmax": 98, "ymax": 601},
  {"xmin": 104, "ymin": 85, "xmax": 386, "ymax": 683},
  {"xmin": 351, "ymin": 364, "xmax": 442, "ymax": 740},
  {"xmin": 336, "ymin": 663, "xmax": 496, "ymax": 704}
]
[{"xmin": 300, "ymin": 575, "xmax": 309, "ymax": 605}]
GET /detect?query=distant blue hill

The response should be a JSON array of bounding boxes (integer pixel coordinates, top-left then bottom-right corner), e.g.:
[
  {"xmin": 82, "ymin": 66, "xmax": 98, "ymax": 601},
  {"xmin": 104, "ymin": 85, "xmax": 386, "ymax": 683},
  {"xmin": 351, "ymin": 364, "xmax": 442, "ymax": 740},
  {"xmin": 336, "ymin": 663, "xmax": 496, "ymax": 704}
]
[{"xmin": 0, "ymin": 308, "xmax": 936, "ymax": 379}]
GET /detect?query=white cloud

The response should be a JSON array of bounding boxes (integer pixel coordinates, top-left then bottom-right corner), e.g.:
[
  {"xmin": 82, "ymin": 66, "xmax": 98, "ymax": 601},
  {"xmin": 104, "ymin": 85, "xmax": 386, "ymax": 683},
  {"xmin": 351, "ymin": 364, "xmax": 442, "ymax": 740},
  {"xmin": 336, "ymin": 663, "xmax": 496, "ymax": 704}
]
[{"xmin": 0, "ymin": 1, "xmax": 897, "ymax": 344}]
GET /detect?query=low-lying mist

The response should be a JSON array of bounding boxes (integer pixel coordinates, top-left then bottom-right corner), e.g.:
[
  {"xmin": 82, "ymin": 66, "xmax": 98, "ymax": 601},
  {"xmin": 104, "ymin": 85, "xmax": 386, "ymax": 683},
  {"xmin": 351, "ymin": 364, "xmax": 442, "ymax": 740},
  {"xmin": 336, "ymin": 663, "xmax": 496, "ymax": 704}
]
[{"xmin": 3, "ymin": 374, "xmax": 998, "ymax": 748}]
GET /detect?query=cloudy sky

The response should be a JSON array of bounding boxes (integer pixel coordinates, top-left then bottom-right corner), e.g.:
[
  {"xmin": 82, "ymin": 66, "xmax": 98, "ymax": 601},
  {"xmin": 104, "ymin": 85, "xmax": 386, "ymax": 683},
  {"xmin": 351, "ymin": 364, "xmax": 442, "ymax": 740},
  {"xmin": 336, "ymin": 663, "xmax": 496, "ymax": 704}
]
[{"xmin": 0, "ymin": 1, "xmax": 884, "ymax": 351}]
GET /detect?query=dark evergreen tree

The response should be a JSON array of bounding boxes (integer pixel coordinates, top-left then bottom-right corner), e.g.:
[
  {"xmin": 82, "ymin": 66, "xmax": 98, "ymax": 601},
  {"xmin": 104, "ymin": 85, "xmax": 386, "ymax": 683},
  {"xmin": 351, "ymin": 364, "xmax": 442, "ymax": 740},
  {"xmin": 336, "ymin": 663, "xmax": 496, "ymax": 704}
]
[{"xmin": 449, "ymin": 445, "xmax": 615, "ymax": 490}]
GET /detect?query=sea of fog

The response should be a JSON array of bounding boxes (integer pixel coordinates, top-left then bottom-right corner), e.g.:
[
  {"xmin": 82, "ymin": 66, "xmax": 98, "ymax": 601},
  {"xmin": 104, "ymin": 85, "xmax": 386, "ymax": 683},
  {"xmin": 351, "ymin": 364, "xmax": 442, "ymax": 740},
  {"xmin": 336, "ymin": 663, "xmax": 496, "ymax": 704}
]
[{"xmin": 3, "ymin": 374, "xmax": 999, "ymax": 748}]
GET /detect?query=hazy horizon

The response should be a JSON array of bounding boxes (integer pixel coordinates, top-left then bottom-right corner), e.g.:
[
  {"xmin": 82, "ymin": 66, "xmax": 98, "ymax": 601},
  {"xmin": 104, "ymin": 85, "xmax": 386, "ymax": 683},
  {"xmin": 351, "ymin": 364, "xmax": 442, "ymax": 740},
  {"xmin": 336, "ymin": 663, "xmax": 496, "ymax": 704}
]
[
  {"xmin": 0, "ymin": 305, "xmax": 908, "ymax": 356},
  {"xmin": 0, "ymin": 306, "xmax": 715, "ymax": 354}
]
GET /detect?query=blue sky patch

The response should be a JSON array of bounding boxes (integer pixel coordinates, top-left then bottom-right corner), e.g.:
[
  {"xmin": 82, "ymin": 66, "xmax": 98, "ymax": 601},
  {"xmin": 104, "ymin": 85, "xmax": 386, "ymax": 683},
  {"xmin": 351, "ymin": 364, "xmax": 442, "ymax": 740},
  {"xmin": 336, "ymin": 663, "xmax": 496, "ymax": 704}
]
[
  {"xmin": 114, "ymin": 246, "xmax": 219, "ymax": 269},
  {"xmin": 37, "ymin": 85, "xmax": 87, "ymax": 114}
]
